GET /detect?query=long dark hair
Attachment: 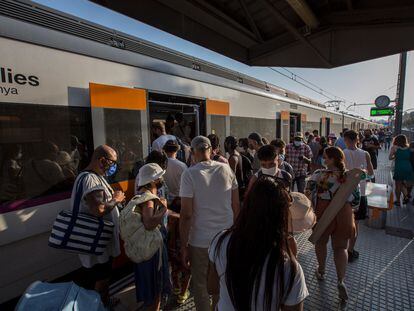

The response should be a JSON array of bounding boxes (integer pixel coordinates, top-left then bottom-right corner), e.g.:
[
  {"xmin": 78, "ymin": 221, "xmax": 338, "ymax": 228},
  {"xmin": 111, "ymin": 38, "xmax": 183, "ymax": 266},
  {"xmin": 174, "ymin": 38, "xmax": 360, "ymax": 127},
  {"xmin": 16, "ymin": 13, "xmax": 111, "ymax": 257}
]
[
  {"xmin": 393, "ymin": 134, "xmax": 408, "ymax": 148},
  {"xmin": 214, "ymin": 177, "xmax": 296, "ymax": 310}
]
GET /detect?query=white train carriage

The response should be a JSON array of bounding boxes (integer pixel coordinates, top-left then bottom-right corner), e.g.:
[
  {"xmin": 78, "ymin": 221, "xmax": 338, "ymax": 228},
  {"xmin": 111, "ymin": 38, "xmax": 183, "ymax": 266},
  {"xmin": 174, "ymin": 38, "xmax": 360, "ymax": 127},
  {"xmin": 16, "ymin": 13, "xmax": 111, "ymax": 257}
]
[{"xmin": 0, "ymin": 0, "xmax": 378, "ymax": 303}]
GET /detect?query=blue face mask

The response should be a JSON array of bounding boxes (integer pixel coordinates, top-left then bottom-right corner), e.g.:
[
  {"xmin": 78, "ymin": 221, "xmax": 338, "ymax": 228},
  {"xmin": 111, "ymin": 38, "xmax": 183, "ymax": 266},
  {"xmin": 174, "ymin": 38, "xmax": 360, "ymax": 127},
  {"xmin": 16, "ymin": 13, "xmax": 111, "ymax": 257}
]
[
  {"xmin": 279, "ymin": 154, "xmax": 285, "ymax": 161},
  {"xmin": 321, "ymin": 159, "xmax": 327, "ymax": 168},
  {"xmin": 106, "ymin": 163, "xmax": 117, "ymax": 177}
]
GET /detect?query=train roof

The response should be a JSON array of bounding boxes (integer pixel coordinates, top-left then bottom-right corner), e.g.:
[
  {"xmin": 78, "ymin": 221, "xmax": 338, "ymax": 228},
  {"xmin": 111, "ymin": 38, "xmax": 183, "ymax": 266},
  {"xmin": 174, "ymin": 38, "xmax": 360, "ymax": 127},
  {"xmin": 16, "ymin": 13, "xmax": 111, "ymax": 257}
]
[{"xmin": 0, "ymin": 0, "xmax": 376, "ymax": 124}]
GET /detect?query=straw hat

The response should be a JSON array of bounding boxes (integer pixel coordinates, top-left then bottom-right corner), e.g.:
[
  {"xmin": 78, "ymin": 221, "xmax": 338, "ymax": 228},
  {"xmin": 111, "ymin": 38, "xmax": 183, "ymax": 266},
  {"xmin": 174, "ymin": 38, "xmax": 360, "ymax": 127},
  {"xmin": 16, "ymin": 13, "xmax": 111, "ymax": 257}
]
[{"xmin": 290, "ymin": 192, "xmax": 316, "ymax": 233}]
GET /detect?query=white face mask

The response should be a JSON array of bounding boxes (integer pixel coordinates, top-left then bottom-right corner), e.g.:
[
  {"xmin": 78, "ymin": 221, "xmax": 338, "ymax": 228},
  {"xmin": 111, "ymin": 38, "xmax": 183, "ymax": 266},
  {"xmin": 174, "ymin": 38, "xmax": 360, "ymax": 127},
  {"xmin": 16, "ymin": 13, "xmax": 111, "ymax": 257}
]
[
  {"xmin": 294, "ymin": 141, "xmax": 302, "ymax": 147},
  {"xmin": 261, "ymin": 166, "xmax": 278, "ymax": 176}
]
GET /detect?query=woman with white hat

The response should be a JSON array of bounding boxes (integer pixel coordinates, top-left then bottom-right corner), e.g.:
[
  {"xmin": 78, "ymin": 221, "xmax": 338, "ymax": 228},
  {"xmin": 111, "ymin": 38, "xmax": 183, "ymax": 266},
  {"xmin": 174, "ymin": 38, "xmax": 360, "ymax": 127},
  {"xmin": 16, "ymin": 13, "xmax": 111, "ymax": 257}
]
[{"xmin": 133, "ymin": 163, "xmax": 171, "ymax": 310}]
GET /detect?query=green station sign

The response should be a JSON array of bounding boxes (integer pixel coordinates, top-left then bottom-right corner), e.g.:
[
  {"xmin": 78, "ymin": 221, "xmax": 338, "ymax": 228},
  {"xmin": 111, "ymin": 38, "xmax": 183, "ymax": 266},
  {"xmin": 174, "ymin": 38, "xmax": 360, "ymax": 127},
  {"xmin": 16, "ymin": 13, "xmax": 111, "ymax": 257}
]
[{"xmin": 370, "ymin": 107, "xmax": 394, "ymax": 117}]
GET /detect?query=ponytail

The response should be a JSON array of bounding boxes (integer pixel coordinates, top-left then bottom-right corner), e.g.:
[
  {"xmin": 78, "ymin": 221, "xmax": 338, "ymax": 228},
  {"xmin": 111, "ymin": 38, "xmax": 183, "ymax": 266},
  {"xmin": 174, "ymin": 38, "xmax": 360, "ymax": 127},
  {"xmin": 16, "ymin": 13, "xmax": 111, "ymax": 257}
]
[{"xmin": 324, "ymin": 147, "xmax": 346, "ymax": 177}]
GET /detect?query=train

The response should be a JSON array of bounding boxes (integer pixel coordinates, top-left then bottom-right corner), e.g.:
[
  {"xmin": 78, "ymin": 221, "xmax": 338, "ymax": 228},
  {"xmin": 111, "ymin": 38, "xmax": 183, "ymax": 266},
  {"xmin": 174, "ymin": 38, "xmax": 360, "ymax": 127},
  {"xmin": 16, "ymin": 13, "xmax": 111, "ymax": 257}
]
[{"xmin": 0, "ymin": 0, "xmax": 379, "ymax": 303}]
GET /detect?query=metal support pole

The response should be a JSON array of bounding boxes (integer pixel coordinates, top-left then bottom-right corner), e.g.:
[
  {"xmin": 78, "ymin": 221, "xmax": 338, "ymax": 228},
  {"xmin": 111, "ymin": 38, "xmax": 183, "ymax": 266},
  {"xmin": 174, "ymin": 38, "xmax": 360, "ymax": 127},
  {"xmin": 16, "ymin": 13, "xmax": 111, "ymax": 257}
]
[{"xmin": 395, "ymin": 52, "xmax": 407, "ymax": 135}]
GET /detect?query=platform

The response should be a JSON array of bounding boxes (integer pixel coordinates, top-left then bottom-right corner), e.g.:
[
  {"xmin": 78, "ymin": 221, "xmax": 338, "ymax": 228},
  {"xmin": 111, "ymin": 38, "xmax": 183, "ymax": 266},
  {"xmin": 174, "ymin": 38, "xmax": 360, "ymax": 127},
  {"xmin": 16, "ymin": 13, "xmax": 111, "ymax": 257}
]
[
  {"xmin": 373, "ymin": 149, "xmax": 414, "ymax": 239},
  {"xmin": 110, "ymin": 150, "xmax": 414, "ymax": 311}
]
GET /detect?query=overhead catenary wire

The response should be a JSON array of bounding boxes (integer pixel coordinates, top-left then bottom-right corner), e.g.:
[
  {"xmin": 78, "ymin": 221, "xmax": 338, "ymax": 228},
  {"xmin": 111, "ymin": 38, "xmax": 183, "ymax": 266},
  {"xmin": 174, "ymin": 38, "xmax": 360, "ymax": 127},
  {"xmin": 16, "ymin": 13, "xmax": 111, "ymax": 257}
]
[{"xmin": 268, "ymin": 67, "xmax": 336, "ymax": 102}]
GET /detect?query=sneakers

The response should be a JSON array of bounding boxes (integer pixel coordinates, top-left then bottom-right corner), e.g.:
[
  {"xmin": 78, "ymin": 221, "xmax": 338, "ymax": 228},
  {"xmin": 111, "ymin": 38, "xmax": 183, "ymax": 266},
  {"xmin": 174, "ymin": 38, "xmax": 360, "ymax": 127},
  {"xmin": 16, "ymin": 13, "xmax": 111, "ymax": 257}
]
[
  {"xmin": 348, "ymin": 249, "xmax": 359, "ymax": 262},
  {"xmin": 337, "ymin": 281, "xmax": 349, "ymax": 301},
  {"xmin": 177, "ymin": 290, "xmax": 190, "ymax": 304}
]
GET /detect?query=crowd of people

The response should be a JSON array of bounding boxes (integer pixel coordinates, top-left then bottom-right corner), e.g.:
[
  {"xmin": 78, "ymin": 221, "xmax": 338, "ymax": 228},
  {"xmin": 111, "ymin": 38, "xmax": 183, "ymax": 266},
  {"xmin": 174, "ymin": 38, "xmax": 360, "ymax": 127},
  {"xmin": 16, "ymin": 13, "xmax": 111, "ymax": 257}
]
[{"xmin": 67, "ymin": 119, "xmax": 408, "ymax": 310}]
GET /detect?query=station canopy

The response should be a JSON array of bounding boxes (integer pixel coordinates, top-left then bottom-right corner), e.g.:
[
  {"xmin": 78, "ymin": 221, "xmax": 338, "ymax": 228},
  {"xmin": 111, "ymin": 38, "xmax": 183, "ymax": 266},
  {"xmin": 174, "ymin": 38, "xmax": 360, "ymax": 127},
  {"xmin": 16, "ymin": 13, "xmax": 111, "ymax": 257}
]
[{"xmin": 91, "ymin": 0, "xmax": 414, "ymax": 68}]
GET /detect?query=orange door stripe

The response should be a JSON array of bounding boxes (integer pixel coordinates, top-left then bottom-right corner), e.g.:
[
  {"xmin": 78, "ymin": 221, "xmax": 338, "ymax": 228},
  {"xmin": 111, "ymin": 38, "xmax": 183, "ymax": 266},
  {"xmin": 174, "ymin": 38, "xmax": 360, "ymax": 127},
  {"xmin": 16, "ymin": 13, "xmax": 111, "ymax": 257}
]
[
  {"xmin": 89, "ymin": 83, "xmax": 146, "ymax": 110},
  {"xmin": 206, "ymin": 99, "xmax": 229, "ymax": 116}
]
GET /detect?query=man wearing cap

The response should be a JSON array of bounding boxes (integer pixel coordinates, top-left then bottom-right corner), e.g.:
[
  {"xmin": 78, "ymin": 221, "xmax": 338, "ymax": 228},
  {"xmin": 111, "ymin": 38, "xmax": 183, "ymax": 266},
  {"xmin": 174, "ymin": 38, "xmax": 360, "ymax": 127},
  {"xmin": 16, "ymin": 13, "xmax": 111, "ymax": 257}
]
[
  {"xmin": 179, "ymin": 136, "xmax": 240, "ymax": 311},
  {"xmin": 286, "ymin": 132, "xmax": 313, "ymax": 193},
  {"xmin": 248, "ymin": 132, "xmax": 264, "ymax": 173}
]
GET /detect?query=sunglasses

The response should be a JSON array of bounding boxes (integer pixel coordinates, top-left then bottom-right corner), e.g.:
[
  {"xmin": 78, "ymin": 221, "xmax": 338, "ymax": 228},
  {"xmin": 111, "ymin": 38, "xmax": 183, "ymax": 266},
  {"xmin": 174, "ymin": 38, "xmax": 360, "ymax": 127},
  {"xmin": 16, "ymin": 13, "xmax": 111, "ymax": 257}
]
[{"xmin": 104, "ymin": 157, "xmax": 118, "ymax": 165}]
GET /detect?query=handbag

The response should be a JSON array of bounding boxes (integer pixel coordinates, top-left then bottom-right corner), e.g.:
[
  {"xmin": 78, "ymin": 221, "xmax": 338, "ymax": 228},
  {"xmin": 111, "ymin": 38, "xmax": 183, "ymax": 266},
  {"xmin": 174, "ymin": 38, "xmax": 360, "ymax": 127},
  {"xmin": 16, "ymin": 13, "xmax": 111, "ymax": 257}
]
[
  {"xmin": 119, "ymin": 192, "xmax": 163, "ymax": 264},
  {"xmin": 48, "ymin": 172, "xmax": 114, "ymax": 255}
]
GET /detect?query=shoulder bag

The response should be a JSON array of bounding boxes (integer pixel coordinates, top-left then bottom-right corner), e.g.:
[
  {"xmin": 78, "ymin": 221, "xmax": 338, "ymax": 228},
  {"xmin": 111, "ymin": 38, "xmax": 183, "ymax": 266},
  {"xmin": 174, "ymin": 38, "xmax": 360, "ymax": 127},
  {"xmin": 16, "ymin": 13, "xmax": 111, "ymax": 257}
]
[
  {"xmin": 48, "ymin": 172, "xmax": 114, "ymax": 255},
  {"xmin": 119, "ymin": 192, "xmax": 163, "ymax": 264}
]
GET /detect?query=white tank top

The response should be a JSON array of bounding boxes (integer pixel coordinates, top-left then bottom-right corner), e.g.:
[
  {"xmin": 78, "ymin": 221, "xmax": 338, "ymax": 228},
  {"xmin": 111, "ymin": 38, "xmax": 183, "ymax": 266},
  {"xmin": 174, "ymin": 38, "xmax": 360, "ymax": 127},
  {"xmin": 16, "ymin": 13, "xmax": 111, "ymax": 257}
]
[{"xmin": 343, "ymin": 148, "xmax": 368, "ymax": 196}]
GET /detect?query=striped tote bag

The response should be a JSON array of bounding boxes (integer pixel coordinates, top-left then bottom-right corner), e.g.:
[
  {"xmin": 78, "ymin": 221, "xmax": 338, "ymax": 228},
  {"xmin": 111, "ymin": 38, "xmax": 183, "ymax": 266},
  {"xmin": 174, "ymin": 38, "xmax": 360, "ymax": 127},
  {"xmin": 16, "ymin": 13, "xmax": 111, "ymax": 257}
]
[{"xmin": 48, "ymin": 172, "xmax": 114, "ymax": 255}]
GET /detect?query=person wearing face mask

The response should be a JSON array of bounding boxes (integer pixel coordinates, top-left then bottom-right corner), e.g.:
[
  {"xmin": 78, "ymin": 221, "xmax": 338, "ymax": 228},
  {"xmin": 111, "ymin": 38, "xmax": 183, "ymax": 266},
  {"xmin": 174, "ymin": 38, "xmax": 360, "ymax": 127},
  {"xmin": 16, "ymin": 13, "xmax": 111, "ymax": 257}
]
[
  {"xmin": 270, "ymin": 139, "xmax": 295, "ymax": 182},
  {"xmin": 133, "ymin": 163, "xmax": 170, "ymax": 310},
  {"xmin": 75, "ymin": 145, "xmax": 125, "ymax": 307},
  {"xmin": 245, "ymin": 144, "xmax": 292, "ymax": 196},
  {"xmin": 286, "ymin": 132, "xmax": 313, "ymax": 193},
  {"xmin": 361, "ymin": 129, "xmax": 380, "ymax": 172},
  {"xmin": 247, "ymin": 132, "xmax": 264, "ymax": 173},
  {"xmin": 180, "ymin": 136, "xmax": 239, "ymax": 311}
]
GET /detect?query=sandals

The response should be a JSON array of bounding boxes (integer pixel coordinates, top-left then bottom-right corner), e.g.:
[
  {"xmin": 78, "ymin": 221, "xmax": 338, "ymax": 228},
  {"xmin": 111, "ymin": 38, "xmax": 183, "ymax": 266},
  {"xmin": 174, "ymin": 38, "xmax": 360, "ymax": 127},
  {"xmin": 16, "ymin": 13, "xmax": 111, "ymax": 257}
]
[
  {"xmin": 348, "ymin": 249, "xmax": 359, "ymax": 262},
  {"xmin": 337, "ymin": 281, "xmax": 349, "ymax": 301},
  {"xmin": 315, "ymin": 268, "xmax": 325, "ymax": 281}
]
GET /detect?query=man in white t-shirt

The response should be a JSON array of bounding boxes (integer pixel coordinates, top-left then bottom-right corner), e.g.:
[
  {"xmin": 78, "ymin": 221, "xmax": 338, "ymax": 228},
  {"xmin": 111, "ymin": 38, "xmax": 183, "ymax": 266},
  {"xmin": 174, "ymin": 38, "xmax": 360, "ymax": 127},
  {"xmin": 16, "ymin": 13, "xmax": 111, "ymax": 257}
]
[
  {"xmin": 343, "ymin": 130, "xmax": 374, "ymax": 262},
  {"xmin": 151, "ymin": 121, "xmax": 176, "ymax": 151},
  {"xmin": 180, "ymin": 136, "xmax": 240, "ymax": 311},
  {"xmin": 163, "ymin": 140, "xmax": 187, "ymax": 206}
]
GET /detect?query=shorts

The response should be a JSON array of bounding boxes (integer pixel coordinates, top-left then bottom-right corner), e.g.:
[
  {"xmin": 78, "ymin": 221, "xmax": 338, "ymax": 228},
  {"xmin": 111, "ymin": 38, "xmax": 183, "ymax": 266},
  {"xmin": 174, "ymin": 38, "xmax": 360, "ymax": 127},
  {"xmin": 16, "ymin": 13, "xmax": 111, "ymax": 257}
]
[{"xmin": 315, "ymin": 199, "xmax": 355, "ymax": 249}]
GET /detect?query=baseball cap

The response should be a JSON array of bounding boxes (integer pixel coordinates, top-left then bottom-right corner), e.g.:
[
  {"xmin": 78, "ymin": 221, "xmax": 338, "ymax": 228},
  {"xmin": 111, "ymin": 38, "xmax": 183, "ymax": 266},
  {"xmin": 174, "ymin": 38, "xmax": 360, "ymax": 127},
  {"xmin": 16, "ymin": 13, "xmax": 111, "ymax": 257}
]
[
  {"xmin": 138, "ymin": 163, "xmax": 165, "ymax": 187},
  {"xmin": 248, "ymin": 132, "xmax": 262, "ymax": 144},
  {"xmin": 191, "ymin": 135, "xmax": 212, "ymax": 150}
]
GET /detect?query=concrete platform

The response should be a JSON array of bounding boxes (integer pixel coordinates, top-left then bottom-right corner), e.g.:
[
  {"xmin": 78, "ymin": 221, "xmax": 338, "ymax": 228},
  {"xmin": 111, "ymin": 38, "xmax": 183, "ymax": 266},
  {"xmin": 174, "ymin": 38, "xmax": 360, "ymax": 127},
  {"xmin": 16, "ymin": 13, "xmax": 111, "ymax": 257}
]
[
  {"xmin": 374, "ymin": 149, "xmax": 414, "ymax": 239},
  {"xmin": 110, "ymin": 150, "xmax": 414, "ymax": 311}
]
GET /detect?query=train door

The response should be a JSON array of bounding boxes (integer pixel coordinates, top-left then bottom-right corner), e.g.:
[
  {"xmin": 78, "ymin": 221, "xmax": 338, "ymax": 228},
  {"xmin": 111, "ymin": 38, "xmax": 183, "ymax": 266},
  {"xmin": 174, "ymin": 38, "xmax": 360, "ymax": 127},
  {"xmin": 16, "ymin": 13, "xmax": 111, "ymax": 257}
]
[
  {"xmin": 325, "ymin": 117, "xmax": 331, "ymax": 136},
  {"xmin": 147, "ymin": 92, "xmax": 205, "ymax": 149},
  {"xmin": 289, "ymin": 112, "xmax": 301, "ymax": 141}
]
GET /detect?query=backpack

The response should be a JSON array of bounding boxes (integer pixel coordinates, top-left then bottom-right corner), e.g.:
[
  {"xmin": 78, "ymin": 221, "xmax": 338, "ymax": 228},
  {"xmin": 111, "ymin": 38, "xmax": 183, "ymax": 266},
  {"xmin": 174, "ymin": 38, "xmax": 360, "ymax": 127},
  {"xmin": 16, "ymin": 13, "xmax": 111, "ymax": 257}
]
[{"xmin": 119, "ymin": 192, "xmax": 163, "ymax": 264}]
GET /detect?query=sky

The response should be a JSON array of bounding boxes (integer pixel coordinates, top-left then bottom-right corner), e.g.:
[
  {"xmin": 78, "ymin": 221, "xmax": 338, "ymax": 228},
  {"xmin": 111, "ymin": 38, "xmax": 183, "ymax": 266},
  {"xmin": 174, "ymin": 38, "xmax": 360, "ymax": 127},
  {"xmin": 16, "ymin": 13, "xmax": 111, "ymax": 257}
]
[{"xmin": 33, "ymin": 0, "xmax": 414, "ymax": 119}]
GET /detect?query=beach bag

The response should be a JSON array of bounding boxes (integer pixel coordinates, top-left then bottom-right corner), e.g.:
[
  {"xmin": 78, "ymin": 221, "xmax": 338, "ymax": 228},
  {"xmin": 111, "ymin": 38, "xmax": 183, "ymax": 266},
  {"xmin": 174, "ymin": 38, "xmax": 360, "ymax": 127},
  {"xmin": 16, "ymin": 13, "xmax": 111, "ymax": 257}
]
[
  {"xmin": 15, "ymin": 281, "xmax": 105, "ymax": 311},
  {"xmin": 48, "ymin": 172, "xmax": 114, "ymax": 255},
  {"xmin": 289, "ymin": 192, "xmax": 316, "ymax": 233},
  {"xmin": 119, "ymin": 192, "xmax": 163, "ymax": 263}
]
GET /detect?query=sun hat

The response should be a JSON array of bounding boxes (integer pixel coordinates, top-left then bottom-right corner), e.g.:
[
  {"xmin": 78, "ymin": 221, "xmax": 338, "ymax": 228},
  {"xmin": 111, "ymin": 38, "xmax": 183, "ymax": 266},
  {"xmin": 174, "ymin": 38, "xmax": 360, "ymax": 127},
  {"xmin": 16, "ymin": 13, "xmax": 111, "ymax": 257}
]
[
  {"xmin": 289, "ymin": 192, "xmax": 316, "ymax": 233},
  {"xmin": 137, "ymin": 163, "xmax": 165, "ymax": 187},
  {"xmin": 191, "ymin": 135, "xmax": 211, "ymax": 150},
  {"xmin": 294, "ymin": 132, "xmax": 304, "ymax": 139}
]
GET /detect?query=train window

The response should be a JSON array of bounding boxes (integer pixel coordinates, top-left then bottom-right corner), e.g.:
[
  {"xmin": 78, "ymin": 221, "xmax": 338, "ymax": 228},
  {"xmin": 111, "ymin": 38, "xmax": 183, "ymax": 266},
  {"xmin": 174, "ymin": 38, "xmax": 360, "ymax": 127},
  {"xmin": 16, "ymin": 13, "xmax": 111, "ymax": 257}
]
[
  {"xmin": 210, "ymin": 115, "xmax": 226, "ymax": 149},
  {"xmin": 0, "ymin": 103, "xmax": 93, "ymax": 213},
  {"xmin": 230, "ymin": 116, "xmax": 276, "ymax": 141},
  {"xmin": 102, "ymin": 108, "xmax": 143, "ymax": 183}
]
